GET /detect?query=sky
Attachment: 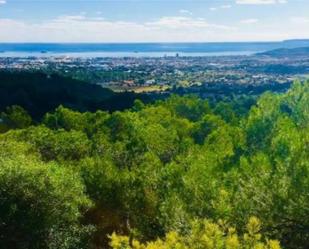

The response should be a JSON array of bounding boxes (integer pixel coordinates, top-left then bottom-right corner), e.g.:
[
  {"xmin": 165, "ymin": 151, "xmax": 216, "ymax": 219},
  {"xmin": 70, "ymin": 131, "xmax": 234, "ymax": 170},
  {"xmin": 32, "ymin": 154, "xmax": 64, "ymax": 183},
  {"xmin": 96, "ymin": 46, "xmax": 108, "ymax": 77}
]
[{"xmin": 0, "ymin": 0, "xmax": 309, "ymax": 42}]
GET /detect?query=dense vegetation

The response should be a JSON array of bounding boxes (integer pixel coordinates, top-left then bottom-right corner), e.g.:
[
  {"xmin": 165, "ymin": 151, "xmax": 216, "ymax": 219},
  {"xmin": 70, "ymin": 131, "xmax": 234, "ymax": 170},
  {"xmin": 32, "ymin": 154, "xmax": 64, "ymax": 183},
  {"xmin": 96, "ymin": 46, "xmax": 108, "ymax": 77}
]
[
  {"xmin": 109, "ymin": 217, "xmax": 281, "ymax": 249},
  {"xmin": 0, "ymin": 71, "xmax": 150, "ymax": 119},
  {"xmin": 0, "ymin": 71, "xmax": 291, "ymax": 121},
  {"xmin": 0, "ymin": 80, "xmax": 308, "ymax": 249}
]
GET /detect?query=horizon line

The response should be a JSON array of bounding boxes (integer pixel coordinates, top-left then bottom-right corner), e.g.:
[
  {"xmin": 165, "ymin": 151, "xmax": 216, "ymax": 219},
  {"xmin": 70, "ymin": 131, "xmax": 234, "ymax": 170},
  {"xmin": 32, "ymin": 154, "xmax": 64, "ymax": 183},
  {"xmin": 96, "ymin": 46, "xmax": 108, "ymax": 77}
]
[{"xmin": 1, "ymin": 39, "xmax": 309, "ymax": 44}]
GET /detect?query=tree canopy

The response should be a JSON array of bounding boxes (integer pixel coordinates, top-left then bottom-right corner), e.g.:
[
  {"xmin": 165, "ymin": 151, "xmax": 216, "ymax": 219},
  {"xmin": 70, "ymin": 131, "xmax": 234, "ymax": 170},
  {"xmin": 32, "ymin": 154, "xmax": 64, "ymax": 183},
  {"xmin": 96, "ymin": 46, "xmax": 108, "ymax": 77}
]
[{"xmin": 0, "ymin": 80, "xmax": 308, "ymax": 249}]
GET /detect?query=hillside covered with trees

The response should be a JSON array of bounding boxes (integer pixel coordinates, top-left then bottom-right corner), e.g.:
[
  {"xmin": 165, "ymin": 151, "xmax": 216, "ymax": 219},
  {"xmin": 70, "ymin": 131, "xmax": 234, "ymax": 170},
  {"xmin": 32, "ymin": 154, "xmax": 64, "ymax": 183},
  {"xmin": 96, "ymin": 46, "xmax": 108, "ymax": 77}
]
[
  {"xmin": 0, "ymin": 71, "xmax": 151, "ymax": 119},
  {"xmin": 0, "ymin": 81, "xmax": 308, "ymax": 249}
]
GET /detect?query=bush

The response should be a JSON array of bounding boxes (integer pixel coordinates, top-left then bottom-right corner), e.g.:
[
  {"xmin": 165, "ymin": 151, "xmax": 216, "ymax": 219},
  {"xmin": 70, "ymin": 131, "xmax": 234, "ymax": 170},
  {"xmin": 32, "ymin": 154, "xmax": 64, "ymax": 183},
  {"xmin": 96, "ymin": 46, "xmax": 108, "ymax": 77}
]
[
  {"xmin": 109, "ymin": 217, "xmax": 281, "ymax": 249},
  {"xmin": 0, "ymin": 150, "xmax": 92, "ymax": 249}
]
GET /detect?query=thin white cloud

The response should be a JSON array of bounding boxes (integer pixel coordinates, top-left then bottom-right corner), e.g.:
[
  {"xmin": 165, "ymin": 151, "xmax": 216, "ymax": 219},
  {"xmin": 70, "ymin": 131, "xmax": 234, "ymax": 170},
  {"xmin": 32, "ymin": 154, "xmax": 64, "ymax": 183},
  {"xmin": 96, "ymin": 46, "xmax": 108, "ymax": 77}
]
[
  {"xmin": 146, "ymin": 16, "xmax": 232, "ymax": 30},
  {"xmin": 210, "ymin": 5, "xmax": 232, "ymax": 11},
  {"xmin": 0, "ymin": 0, "xmax": 7, "ymax": 4},
  {"xmin": 0, "ymin": 16, "xmax": 235, "ymax": 42},
  {"xmin": 240, "ymin": 18, "xmax": 259, "ymax": 24},
  {"xmin": 0, "ymin": 14, "xmax": 308, "ymax": 42},
  {"xmin": 236, "ymin": 0, "xmax": 287, "ymax": 4},
  {"xmin": 179, "ymin": 9, "xmax": 192, "ymax": 15},
  {"xmin": 290, "ymin": 17, "xmax": 309, "ymax": 24}
]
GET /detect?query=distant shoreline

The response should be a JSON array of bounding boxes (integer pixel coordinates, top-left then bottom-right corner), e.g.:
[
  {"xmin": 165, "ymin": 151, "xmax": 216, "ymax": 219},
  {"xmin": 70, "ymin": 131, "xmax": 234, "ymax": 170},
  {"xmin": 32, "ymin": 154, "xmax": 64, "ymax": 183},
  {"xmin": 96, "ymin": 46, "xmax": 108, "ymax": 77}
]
[
  {"xmin": 0, "ymin": 40, "xmax": 308, "ymax": 58},
  {"xmin": 0, "ymin": 51, "xmax": 256, "ymax": 58}
]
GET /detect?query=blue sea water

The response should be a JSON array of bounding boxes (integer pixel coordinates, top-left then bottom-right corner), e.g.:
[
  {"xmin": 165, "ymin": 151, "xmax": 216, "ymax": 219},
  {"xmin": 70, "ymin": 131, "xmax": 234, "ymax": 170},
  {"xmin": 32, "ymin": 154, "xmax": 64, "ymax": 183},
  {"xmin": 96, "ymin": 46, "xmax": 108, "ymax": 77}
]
[{"xmin": 0, "ymin": 40, "xmax": 309, "ymax": 57}]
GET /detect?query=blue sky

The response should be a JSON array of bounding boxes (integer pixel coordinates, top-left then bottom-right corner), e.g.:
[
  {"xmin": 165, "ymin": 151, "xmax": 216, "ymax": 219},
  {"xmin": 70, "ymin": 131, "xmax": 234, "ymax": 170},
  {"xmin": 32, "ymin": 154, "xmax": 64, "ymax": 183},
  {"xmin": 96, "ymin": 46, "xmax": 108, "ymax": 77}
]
[{"xmin": 0, "ymin": 0, "xmax": 309, "ymax": 42}]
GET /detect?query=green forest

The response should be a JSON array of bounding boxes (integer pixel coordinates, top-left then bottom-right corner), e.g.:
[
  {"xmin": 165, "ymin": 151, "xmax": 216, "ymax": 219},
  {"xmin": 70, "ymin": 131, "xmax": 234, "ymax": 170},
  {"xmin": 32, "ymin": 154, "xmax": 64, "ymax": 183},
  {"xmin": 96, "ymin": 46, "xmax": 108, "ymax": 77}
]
[
  {"xmin": 0, "ymin": 72, "xmax": 151, "ymax": 119},
  {"xmin": 0, "ymin": 80, "xmax": 308, "ymax": 249}
]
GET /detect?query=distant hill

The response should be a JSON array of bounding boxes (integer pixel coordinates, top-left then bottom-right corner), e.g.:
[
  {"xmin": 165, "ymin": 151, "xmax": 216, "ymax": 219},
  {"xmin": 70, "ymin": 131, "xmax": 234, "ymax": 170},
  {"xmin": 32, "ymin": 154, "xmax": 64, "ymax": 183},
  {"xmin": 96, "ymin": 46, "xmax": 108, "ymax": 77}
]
[
  {"xmin": 0, "ymin": 71, "xmax": 149, "ymax": 119},
  {"xmin": 257, "ymin": 46, "xmax": 309, "ymax": 57},
  {"xmin": 282, "ymin": 39, "xmax": 309, "ymax": 46}
]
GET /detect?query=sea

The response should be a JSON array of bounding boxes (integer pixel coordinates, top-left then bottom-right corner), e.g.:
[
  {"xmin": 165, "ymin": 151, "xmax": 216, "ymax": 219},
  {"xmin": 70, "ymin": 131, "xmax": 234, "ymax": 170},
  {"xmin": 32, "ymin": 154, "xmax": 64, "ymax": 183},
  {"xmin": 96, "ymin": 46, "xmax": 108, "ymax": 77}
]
[{"xmin": 0, "ymin": 40, "xmax": 309, "ymax": 58}]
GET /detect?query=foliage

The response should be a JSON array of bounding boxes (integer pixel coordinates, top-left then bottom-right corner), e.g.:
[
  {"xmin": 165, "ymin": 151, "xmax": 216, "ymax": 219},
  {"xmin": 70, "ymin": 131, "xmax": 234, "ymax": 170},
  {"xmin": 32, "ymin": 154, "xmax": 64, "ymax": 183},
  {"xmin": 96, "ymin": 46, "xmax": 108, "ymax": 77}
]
[
  {"xmin": 0, "ymin": 105, "xmax": 32, "ymax": 132},
  {"xmin": 109, "ymin": 217, "xmax": 281, "ymax": 249},
  {"xmin": 0, "ymin": 140, "xmax": 92, "ymax": 249},
  {"xmin": 0, "ymin": 80, "xmax": 308, "ymax": 249},
  {"xmin": 0, "ymin": 71, "xmax": 150, "ymax": 119}
]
